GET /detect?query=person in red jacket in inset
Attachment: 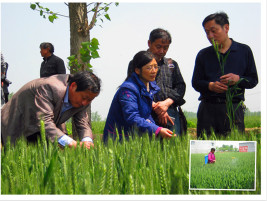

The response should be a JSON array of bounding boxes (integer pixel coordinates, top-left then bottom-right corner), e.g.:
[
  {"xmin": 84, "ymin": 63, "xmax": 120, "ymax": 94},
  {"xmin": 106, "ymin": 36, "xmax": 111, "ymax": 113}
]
[{"xmin": 208, "ymin": 148, "xmax": 216, "ymax": 163}]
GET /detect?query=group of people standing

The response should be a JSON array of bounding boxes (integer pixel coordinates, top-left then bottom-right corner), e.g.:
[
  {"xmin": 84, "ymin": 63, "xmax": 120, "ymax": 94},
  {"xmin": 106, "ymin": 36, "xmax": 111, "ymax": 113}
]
[{"xmin": 1, "ymin": 12, "xmax": 258, "ymax": 150}]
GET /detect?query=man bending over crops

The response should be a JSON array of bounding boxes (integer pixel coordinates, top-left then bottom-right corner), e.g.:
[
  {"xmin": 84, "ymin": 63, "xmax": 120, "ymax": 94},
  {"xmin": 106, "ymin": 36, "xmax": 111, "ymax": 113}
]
[
  {"xmin": 192, "ymin": 12, "xmax": 258, "ymax": 137},
  {"xmin": 1, "ymin": 71, "xmax": 100, "ymax": 150}
]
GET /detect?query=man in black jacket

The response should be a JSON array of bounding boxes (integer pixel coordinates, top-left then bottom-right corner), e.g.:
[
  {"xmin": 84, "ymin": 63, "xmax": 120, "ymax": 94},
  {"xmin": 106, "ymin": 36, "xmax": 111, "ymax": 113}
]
[
  {"xmin": 192, "ymin": 12, "xmax": 258, "ymax": 137},
  {"xmin": 40, "ymin": 42, "xmax": 66, "ymax": 78}
]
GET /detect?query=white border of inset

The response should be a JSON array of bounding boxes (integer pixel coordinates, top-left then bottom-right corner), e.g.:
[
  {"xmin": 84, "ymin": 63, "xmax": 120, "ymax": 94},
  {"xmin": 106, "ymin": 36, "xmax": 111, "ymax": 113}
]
[{"xmin": 189, "ymin": 140, "xmax": 257, "ymax": 191}]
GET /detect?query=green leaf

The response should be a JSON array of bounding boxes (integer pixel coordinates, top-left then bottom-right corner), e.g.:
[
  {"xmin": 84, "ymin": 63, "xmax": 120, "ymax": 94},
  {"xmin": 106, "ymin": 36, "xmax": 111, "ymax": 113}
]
[
  {"xmin": 91, "ymin": 38, "xmax": 99, "ymax": 47},
  {"xmin": 105, "ymin": 7, "xmax": 109, "ymax": 12},
  {"xmin": 80, "ymin": 48, "xmax": 89, "ymax": 55},
  {"xmin": 67, "ymin": 55, "xmax": 76, "ymax": 61},
  {"xmin": 81, "ymin": 41, "xmax": 90, "ymax": 49},
  {"xmin": 104, "ymin": 14, "xmax": 111, "ymax": 21},
  {"xmin": 48, "ymin": 15, "xmax": 57, "ymax": 23},
  {"xmin": 115, "ymin": 2, "xmax": 119, "ymax": 6},
  {"xmin": 81, "ymin": 55, "xmax": 91, "ymax": 62},
  {"xmin": 43, "ymin": 150, "xmax": 57, "ymax": 188},
  {"xmin": 222, "ymin": 50, "xmax": 231, "ymax": 64},
  {"xmin": 48, "ymin": 15, "xmax": 54, "ymax": 23},
  {"xmin": 30, "ymin": 4, "xmax": 36, "ymax": 10},
  {"xmin": 91, "ymin": 51, "xmax": 100, "ymax": 59},
  {"xmin": 40, "ymin": 10, "xmax": 43, "ymax": 16}
]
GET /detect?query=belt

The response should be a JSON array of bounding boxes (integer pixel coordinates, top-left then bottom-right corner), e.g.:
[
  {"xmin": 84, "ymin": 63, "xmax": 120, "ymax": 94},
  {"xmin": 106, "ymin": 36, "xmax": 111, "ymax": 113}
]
[{"xmin": 202, "ymin": 97, "xmax": 241, "ymax": 104}]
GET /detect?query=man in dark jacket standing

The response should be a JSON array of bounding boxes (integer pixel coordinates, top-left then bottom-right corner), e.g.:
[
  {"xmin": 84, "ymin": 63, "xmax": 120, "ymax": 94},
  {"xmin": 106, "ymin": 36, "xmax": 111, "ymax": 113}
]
[
  {"xmin": 40, "ymin": 42, "xmax": 66, "ymax": 78},
  {"xmin": 192, "ymin": 12, "xmax": 258, "ymax": 138}
]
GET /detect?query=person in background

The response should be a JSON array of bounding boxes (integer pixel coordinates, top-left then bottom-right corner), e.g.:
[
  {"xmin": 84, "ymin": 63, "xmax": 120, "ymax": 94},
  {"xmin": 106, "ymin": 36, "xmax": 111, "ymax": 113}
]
[
  {"xmin": 1, "ymin": 71, "xmax": 100, "ymax": 150},
  {"xmin": 40, "ymin": 42, "xmax": 67, "ymax": 134},
  {"xmin": 127, "ymin": 28, "xmax": 186, "ymax": 135},
  {"xmin": 192, "ymin": 12, "xmax": 258, "ymax": 138},
  {"xmin": 40, "ymin": 42, "xmax": 66, "ymax": 78},
  {"xmin": 104, "ymin": 51, "xmax": 174, "ymax": 142},
  {"xmin": 1, "ymin": 53, "xmax": 11, "ymax": 106},
  {"xmin": 208, "ymin": 148, "xmax": 216, "ymax": 163}
]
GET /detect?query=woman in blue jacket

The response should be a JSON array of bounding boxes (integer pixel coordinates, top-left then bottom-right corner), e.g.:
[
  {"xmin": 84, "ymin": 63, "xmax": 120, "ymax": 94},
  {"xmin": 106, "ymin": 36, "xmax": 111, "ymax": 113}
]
[{"xmin": 103, "ymin": 51, "xmax": 173, "ymax": 142}]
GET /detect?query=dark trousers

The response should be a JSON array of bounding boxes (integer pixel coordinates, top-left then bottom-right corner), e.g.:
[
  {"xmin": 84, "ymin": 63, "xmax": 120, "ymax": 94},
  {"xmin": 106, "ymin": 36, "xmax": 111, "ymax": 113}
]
[{"xmin": 197, "ymin": 101, "xmax": 245, "ymax": 138}]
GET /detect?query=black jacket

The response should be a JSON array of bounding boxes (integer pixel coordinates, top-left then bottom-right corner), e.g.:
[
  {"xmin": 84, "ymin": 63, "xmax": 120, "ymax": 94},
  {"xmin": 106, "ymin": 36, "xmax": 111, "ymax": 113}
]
[{"xmin": 40, "ymin": 54, "xmax": 66, "ymax": 77}]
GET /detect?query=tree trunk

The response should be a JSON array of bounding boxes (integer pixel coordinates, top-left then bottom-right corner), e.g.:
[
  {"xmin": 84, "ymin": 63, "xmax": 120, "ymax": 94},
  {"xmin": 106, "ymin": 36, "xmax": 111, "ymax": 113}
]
[{"xmin": 69, "ymin": 3, "xmax": 91, "ymax": 140}]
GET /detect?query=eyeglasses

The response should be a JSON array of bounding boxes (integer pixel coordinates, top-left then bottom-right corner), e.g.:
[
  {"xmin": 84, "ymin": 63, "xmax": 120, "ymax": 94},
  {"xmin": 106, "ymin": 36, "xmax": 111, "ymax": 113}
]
[{"xmin": 144, "ymin": 65, "xmax": 160, "ymax": 71}]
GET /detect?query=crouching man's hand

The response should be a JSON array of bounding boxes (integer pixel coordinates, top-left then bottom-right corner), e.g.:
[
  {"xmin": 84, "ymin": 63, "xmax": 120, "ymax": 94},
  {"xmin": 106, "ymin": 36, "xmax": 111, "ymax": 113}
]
[
  {"xmin": 80, "ymin": 141, "xmax": 94, "ymax": 149},
  {"xmin": 68, "ymin": 140, "xmax": 94, "ymax": 150}
]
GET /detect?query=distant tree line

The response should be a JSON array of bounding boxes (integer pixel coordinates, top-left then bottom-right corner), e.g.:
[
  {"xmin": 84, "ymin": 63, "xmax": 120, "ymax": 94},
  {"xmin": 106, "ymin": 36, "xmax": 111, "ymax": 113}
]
[{"xmin": 217, "ymin": 144, "xmax": 239, "ymax": 152}]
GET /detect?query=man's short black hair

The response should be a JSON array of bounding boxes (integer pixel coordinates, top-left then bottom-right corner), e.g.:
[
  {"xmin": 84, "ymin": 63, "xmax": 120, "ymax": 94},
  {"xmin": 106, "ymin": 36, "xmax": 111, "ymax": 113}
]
[
  {"xmin": 40, "ymin": 42, "xmax": 55, "ymax": 53},
  {"xmin": 202, "ymin": 12, "xmax": 229, "ymax": 28},
  {"xmin": 149, "ymin": 28, "xmax": 172, "ymax": 44},
  {"xmin": 68, "ymin": 71, "xmax": 101, "ymax": 94}
]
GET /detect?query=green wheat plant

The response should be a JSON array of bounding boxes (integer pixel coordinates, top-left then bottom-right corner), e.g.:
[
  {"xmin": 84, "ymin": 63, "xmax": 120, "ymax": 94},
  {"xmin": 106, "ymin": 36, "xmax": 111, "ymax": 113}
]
[
  {"xmin": 212, "ymin": 39, "xmax": 246, "ymax": 130},
  {"xmin": 190, "ymin": 152, "xmax": 256, "ymax": 190},
  {"xmin": 1, "ymin": 121, "xmax": 261, "ymax": 195}
]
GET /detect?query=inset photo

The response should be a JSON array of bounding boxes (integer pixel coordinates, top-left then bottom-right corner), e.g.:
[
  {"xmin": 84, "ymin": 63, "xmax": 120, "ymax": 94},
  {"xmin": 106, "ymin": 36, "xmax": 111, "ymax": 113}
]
[{"xmin": 189, "ymin": 140, "xmax": 256, "ymax": 191}]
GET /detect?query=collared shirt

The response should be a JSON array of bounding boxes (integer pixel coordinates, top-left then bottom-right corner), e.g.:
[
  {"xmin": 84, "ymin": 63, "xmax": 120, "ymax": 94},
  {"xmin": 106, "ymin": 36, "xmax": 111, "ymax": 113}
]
[
  {"xmin": 192, "ymin": 39, "xmax": 258, "ymax": 101},
  {"xmin": 58, "ymin": 86, "xmax": 93, "ymax": 146},
  {"xmin": 61, "ymin": 86, "xmax": 73, "ymax": 115}
]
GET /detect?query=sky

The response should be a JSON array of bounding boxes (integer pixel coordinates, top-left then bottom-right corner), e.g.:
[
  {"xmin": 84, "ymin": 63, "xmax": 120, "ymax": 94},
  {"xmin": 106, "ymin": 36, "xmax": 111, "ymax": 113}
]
[{"xmin": 0, "ymin": 1, "xmax": 265, "ymax": 121}]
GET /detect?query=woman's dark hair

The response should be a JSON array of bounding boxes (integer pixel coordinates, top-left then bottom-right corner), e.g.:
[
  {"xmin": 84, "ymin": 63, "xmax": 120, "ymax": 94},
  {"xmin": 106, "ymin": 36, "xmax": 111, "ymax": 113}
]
[
  {"xmin": 125, "ymin": 51, "xmax": 155, "ymax": 81},
  {"xmin": 39, "ymin": 42, "xmax": 54, "ymax": 53},
  {"xmin": 202, "ymin": 12, "xmax": 229, "ymax": 28},
  {"xmin": 68, "ymin": 71, "xmax": 101, "ymax": 93},
  {"xmin": 211, "ymin": 148, "xmax": 216, "ymax": 152},
  {"xmin": 149, "ymin": 28, "xmax": 172, "ymax": 44}
]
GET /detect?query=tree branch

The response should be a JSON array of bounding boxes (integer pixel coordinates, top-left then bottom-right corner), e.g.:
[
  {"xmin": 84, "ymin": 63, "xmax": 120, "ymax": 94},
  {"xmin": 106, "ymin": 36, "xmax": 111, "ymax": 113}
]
[
  {"xmin": 87, "ymin": 3, "xmax": 101, "ymax": 30},
  {"xmin": 87, "ymin": 3, "xmax": 112, "ymax": 14},
  {"xmin": 33, "ymin": 8, "xmax": 69, "ymax": 18},
  {"xmin": 87, "ymin": 3, "xmax": 94, "ymax": 7}
]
